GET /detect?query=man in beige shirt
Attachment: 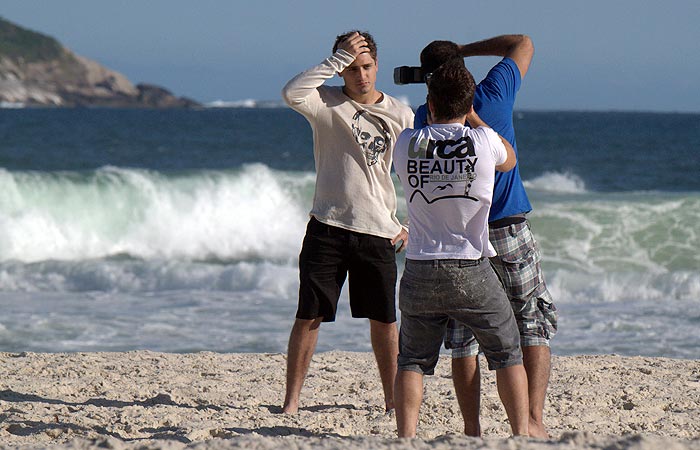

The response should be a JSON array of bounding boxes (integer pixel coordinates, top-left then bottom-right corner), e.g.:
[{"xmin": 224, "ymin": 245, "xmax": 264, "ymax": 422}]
[{"xmin": 281, "ymin": 30, "xmax": 414, "ymax": 414}]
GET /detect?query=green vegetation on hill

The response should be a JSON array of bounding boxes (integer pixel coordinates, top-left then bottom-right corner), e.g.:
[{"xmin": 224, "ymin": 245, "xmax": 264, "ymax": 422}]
[{"xmin": 0, "ymin": 16, "xmax": 64, "ymax": 62}]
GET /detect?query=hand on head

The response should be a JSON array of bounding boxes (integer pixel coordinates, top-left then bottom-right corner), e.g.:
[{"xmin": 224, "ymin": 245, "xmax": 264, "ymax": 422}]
[{"xmin": 337, "ymin": 32, "xmax": 369, "ymax": 58}]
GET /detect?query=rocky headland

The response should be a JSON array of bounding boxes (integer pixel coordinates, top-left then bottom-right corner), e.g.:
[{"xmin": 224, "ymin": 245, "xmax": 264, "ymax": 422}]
[{"xmin": 0, "ymin": 17, "xmax": 199, "ymax": 108}]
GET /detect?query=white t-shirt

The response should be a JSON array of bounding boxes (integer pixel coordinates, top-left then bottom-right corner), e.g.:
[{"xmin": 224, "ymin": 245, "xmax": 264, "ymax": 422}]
[
  {"xmin": 282, "ymin": 50, "xmax": 414, "ymax": 239},
  {"xmin": 393, "ymin": 123, "xmax": 507, "ymax": 259}
]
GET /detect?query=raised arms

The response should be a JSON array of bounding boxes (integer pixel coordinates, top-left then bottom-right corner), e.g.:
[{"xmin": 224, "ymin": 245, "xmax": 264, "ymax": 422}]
[{"xmin": 458, "ymin": 34, "xmax": 534, "ymax": 79}]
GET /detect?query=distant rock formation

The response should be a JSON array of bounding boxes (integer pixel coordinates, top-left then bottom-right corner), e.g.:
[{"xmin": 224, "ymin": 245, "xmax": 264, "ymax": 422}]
[{"xmin": 0, "ymin": 17, "xmax": 200, "ymax": 108}]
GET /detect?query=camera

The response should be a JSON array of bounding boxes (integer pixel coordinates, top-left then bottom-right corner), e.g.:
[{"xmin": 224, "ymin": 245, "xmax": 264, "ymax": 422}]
[{"xmin": 393, "ymin": 66, "xmax": 425, "ymax": 85}]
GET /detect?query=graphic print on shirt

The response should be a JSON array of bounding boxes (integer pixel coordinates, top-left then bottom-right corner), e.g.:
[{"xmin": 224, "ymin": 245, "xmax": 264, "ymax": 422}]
[
  {"xmin": 352, "ymin": 110, "xmax": 392, "ymax": 166},
  {"xmin": 405, "ymin": 135, "xmax": 479, "ymax": 204}
]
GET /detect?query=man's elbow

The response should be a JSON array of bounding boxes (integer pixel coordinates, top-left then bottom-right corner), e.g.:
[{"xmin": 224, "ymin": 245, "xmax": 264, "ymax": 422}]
[
  {"xmin": 496, "ymin": 162, "xmax": 516, "ymax": 172},
  {"xmin": 496, "ymin": 153, "xmax": 517, "ymax": 172},
  {"xmin": 281, "ymin": 85, "xmax": 295, "ymax": 107},
  {"xmin": 519, "ymin": 34, "xmax": 534, "ymax": 55}
]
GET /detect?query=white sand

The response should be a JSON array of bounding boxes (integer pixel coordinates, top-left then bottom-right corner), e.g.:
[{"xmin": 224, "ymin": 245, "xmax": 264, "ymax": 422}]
[{"xmin": 0, "ymin": 351, "xmax": 698, "ymax": 449}]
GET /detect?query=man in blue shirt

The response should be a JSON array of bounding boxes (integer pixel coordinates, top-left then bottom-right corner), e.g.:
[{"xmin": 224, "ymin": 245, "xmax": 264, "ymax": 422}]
[{"xmin": 413, "ymin": 35, "xmax": 558, "ymax": 438}]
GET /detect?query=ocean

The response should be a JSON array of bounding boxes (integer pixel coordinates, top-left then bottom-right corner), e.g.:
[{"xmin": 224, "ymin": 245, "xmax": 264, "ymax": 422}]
[{"xmin": 0, "ymin": 108, "xmax": 698, "ymax": 358}]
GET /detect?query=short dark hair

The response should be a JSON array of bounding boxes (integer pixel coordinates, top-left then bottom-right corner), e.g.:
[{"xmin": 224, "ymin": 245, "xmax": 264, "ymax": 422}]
[
  {"xmin": 420, "ymin": 40, "xmax": 460, "ymax": 76},
  {"xmin": 427, "ymin": 59, "xmax": 476, "ymax": 121},
  {"xmin": 333, "ymin": 30, "xmax": 377, "ymax": 61}
]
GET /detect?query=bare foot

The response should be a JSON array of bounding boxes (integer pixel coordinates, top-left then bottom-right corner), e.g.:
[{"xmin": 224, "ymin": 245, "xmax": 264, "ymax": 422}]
[
  {"xmin": 528, "ymin": 420, "xmax": 549, "ymax": 439},
  {"xmin": 463, "ymin": 423, "xmax": 481, "ymax": 437},
  {"xmin": 281, "ymin": 400, "xmax": 298, "ymax": 414}
]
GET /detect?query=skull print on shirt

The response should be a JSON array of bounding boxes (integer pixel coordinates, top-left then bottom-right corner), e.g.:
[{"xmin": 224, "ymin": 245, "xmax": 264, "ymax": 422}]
[{"xmin": 351, "ymin": 110, "xmax": 392, "ymax": 167}]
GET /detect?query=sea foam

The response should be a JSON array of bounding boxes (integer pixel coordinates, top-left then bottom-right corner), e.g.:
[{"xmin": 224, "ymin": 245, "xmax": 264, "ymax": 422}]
[
  {"xmin": 530, "ymin": 192, "xmax": 700, "ymax": 274},
  {"xmin": 0, "ymin": 165, "xmax": 312, "ymax": 263},
  {"xmin": 524, "ymin": 171, "xmax": 587, "ymax": 193}
]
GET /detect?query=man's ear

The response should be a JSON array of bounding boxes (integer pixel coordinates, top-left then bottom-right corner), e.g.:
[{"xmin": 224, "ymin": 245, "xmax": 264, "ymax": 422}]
[{"xmin": 427, "ymin": 97, "xmax": 436, "ymax": 122}]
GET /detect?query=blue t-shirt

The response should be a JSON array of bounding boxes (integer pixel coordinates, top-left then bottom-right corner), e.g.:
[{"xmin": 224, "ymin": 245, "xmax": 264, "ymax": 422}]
[{"xmin": 414, "ymin": 57, "xmax": 532, "ymax": 221}]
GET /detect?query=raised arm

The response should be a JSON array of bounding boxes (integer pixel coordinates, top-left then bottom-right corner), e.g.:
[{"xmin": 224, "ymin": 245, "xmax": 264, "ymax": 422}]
[
  {"xmin": 281, "ymin": 50, "xmax": 354, "ymax": 110},
  {"xmin": 465, "ymin": 107, "xmax": 516, "ymax": 172},
  {"xmin": 281, "ymin": 32, "xmax": 369, "ymax": 109},
  {"xmin": 457, "ymin": 34, "xmax": 534, "ymax": 79}
]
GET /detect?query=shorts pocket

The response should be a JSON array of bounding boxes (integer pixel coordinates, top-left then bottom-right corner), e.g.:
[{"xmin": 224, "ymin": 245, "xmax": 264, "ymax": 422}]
[{"xmin": 537, "ymin": 295, "xmax": 558, "ymax": 339}]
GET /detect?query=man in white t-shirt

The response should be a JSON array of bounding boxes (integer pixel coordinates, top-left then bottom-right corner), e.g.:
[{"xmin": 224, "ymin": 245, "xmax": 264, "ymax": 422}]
[
  {"xmin": 392, "ymin": 59, "xmax": 528, "ymax": 437},
  {"xmin": 280, "ymin": 30, "xmax": 414, "ymax": 414}
]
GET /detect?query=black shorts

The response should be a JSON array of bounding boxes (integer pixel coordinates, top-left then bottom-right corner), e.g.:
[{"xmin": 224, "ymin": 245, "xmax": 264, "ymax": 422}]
[{"xmin": 297, "ymin": 217, "xmax": 397, "ymax": 323}]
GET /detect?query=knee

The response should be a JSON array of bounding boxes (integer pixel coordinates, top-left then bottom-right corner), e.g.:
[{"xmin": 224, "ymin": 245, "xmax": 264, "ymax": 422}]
[
  {"xmin": 294, "ymin": 317, "xmax": 323, "ymax": 332},
  {"xmin": 369, "ymin": 319, "xmax": 398, "ymax": 332}
]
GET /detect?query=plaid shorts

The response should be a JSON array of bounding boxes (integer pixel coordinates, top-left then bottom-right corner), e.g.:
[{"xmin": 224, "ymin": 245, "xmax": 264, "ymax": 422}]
[{"xmin": 446, "ymin": 220, "xmax": 558, "ymax": 358}]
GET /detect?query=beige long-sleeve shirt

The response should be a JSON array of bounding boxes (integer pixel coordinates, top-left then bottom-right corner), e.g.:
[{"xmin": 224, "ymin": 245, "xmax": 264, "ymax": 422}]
[{"xmin": 282, "ymin": 50, "xmax": 414, "ymax": 238}]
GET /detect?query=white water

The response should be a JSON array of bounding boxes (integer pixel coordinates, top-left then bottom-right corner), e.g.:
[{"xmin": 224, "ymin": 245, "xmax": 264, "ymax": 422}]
[
  {"xmin": 524, "ymin": 171, "xmax": 587, "ymax": 194},
  {"xmin": 0, "ymin": 164, "xmax": 311, "ymax": 263},
  {"xmin": 0, "ymin": 165, "xmax": 698, "ymax": 357}
]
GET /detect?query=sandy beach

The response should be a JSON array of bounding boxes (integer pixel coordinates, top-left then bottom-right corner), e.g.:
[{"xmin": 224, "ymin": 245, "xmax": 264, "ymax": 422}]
[{"xmin": 0, "ymin": 351, "xmax": 698, "ymax": 449}]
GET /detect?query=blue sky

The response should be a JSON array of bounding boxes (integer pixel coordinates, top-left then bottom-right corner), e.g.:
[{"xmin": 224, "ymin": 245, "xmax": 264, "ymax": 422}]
[{"xmin": 3, "ymin": 0, "xmax": 699, "ymax": 112}]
